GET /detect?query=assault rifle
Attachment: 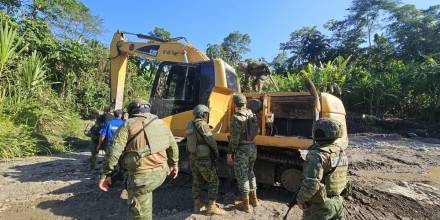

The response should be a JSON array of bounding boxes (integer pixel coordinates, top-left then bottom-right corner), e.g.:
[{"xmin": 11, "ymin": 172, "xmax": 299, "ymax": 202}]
[{"xmin": 283, "ymin": 190, "xmax": 299, "ymax": 220}]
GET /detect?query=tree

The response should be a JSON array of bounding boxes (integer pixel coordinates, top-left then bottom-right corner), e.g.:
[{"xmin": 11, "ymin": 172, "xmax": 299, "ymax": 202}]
[
  {"xmin": 21, "ymin": 0, "xmax": 103, "ymax": 41},
  {"xmin": 387, "ymin": 4, "xmax": 440, "ymax": 61},
  {"xmin": 0, "ymin": 0, "xmax": 21, "ymax": 16},
  {"xmin": 271, "ymin": 52, "xmax": 288, "ymax": 75},
  {"xmin": 280, "ymin": 26, "xmax": 330, "ymax": 67},
  {"xmin": 148, "ymin": 27, "xmax": 171, "ymax": 41},
  {"xmin": 206, "ymin": 43, "xmax": 226, "ymax": 60},
  {"xmin": 325, "ymin": 19, "xmax": 365, "ymax": 58},
  {"xmin": 221, "ymin": 31, "xmax": 251, "ymax": 65}
]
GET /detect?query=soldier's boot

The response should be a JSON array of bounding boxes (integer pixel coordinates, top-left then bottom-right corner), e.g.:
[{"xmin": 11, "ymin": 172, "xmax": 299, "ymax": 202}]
[
  {"xmin": 241, "ymin": 194, "xmax": 251, "ymax": 213},
  {"xmin": 193, "ymin": 198, "xmax": 203, "ymax": 213},
  {"xmin": 249, "ymin": 191, "xmax": 259, "ymax": 207},
  {"xmin": 206, "ymin": 200, "xmax": 226, "ymax": 215}
]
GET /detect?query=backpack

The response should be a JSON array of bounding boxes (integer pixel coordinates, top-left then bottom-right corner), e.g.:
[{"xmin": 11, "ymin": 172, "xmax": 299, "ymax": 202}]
[
  {"xmin": 240, "ymin": 109, "xmax": 259, "ymax": 141},
  {"xmin": 186, "ymin": 122, "xmax": 197, "ymax": 153}
]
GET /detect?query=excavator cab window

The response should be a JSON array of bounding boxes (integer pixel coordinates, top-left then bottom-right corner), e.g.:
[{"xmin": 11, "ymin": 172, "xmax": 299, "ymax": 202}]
[{"xmin": 150, "ymin": 61, "xmax": 216, "ymax": 118}]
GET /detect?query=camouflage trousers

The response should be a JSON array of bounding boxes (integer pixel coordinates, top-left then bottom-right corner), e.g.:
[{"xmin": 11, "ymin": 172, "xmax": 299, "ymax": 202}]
[
  {"xmin": 233, "ymin": 144, "xmax": 257, "ymax": 194},
  {"xmin": 303, "ymin": 196, "xmax": 345, "ymax": 220},
  {"xmin": 89, "ymin": 141, "xmax": 109, "ymax": 169},
  {"xmin": 89, "ymin": 140, "xmax": 99, "ymax": 169},
  {"xmin": 190, "ymin": 157, "xmax": 219, "ymax": 200},
  {"xmin": 126, "ymin": 166, "xmax": 168, "ymax": 220}
]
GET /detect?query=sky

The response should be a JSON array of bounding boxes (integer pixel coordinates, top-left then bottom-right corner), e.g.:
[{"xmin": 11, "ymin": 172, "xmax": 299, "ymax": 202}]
[{"xmin": 81, "ymin": 0, "xmax": 439, "ymax": 61}]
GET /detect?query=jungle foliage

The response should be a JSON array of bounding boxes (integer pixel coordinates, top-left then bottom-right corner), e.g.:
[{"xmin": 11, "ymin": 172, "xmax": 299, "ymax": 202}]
[{"xmin": 269, "ymin": 0, "xmax": 440, "ymax": 121}]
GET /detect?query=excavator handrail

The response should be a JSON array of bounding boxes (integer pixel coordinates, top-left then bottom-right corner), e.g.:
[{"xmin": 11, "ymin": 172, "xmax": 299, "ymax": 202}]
[{"xmin": 122, "ymin": 31, "xmax": 188, "ymax": 43}]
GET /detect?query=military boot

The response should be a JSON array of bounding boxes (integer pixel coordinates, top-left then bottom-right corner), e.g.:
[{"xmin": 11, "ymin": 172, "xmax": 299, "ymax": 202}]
[
  {"xmin": 206, "ymin": 200, "xmax": 226, "ymax": 215},
  {"xmin": 249, "ymin": 191, "xmax": 259, "ymax": 207},
  {"xmin": 241, "ymin": 194, "xmax": 251, "ymax": 213},
  {"xmin": 193, "ymin": 198, "xmax": 202, "ymax": 213}
]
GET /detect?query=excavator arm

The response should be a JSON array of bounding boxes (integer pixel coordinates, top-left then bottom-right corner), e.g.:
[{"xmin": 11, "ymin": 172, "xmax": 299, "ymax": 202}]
[{"xmin": 109, "ymin": 30, "xmax": 209, "ymax": 109}]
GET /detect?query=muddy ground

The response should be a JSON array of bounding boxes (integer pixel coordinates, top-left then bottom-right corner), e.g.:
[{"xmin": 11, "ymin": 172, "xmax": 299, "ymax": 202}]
[{"xmin": 0, "ymin": 133, "xmax": 439, "ymax": 220}]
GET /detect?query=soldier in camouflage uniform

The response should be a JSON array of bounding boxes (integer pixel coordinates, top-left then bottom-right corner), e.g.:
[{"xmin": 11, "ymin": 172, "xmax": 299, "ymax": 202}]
[
  {"xmin": 98, "ymin": 99, "xmax": 179, "ymax": 220},
  {"xmin": 226, "ymin": 94, "xmax": 260, "ymax": 213},
  {"xmin": 90, "ymin": 106, "xmax": 114, "ymax": 170},
  {"xmin": 186, "ymin": 105, "xmax": 226, "ymax": 215},
  {"xmin": 297, "ymin": 118, "xmax": 348, "ymax": 220},
  {"xmin": 237, "ymin": 61, "xmax": 271, "ymax": 93}
]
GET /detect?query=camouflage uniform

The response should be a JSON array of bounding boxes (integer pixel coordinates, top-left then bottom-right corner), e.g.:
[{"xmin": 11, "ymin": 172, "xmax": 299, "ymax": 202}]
[
  {"xmin": 228, "ymin": 94, "xmax": 260, "ymax": 212},
  {"xmin": 238, "ymin": 61, "xmax": 271, "ymax": 92},
  {"xmin": 90, "ymin": 111, "xmax": 114, "ymax": 169},
  {"xmin": 187, "ymin": 104, "xmax": 225, "ymax": 215},
  {"xmin": 189, "ymin": 118, "xmax": 220, "ymax": 201},
  {"xmin": 297, "ymin": 119, "xmax": 348, "ymax": 220},
  {"xmin": 101, "ymin": 112, "xmax": 179, "ymax": 220}
]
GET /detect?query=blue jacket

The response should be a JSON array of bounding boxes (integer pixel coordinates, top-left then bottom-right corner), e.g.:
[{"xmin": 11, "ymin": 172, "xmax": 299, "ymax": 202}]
[{"xmin": 99, "ymin": 118, "xmax": 124, "ymax": 144}]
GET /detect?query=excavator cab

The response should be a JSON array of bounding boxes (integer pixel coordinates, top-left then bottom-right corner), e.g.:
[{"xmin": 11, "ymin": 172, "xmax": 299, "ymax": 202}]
[
  {"xmin": 150, "ymin": 61, "xmax": 215, "ymax": 118},
  {"xmin": 148, "ymin": 60, "xmax": 239, "ymax": 136}
]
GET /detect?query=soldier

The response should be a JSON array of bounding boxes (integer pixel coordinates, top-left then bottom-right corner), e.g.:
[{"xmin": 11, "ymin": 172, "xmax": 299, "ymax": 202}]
[
  {"xmin": 98, "ymin": 99, "xmax": 179, "ymax": 220},
  {"xmin": 96, "ymin": 109, "xmax": 124, "ymax": 154},
  {"xmin": 296, "ymin": 118, "xmax": 348, "ymax": 220},
  {"xmin": 238, "ymin": 61, "xmax": 271, "ymax": 93},
  {"xmin": 186, "ymin": 104, "xmax": 226, "ymax": 215},
  {"xmin": 226, "ymin": 94, "xmax": 260, "ymax": 213},
  {"xmin": 90, "ymin": 106, "xmax": 114, "ymax": 170}
]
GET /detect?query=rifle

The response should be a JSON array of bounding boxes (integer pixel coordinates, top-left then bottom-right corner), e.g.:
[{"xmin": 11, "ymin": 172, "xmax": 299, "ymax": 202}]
[{"xmin": 283, "ymin": 190, "xmax": 299, "ymax": 220}]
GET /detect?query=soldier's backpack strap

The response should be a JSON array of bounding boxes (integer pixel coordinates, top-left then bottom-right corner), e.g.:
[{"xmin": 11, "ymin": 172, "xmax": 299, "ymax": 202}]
[
  {"xmin": 125, "ymin": 116, "xmax": 158, "ymax": 148},
  {"xmin": 193, "ymin": 121, "xmax": 203, "ymax": 141}
]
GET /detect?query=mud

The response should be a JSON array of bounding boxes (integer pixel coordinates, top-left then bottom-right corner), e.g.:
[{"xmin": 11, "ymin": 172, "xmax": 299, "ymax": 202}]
[{"xmin": 0, "ymin": 133, "xmax": 439, "ymax": 220}]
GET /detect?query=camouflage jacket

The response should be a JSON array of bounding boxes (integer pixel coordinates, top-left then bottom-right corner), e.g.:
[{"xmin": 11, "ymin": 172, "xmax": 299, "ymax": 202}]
[
  {"xmin": 101, "ymin": 112, "xmax": 179, "ymax": 177},
  {"xmin": 297, "ymin": 142, "xmax": 348, "ymax": 204},
  {"xmin": 192, "ymin": 118, "xmax": 219, "ymax": 159}
]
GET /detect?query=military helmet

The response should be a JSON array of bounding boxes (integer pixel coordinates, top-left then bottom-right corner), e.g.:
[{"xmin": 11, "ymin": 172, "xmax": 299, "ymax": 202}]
[
  {"xmin": 312, "ymin": 118, "xmax": 343, "ymax": 141},
  {"xmin": 127, "ymin": 99, "xmax": 151, "ymax": 115},
  {"xmin": 232, "ymin": 94, "xmax": 247, "ymax": 105},
  {"xmin": 193, "ymin": 104, "xmax": 210, "ymax": 117}
]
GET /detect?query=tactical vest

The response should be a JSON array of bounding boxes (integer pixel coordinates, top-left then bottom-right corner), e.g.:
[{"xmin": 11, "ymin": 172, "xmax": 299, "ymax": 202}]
[
  {"xmin": 185, "ymin": 119, "xmax": 211, "ymax": 158},
  {"xmin": 236, "ymin": 109, "xmax": 259, "ymax": 143},
  {"xmin": 120, "ymin": 115, "xmax": 171, "ymax": 170},
  {"xmin": 310, "ymin": 144, "xmax": 348, "ymax": 203}
]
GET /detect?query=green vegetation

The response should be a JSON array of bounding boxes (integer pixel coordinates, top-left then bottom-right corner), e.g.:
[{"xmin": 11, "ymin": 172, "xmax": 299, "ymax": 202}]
[
  {"xmin": 267, "ymin": 1, "xmax": 440, "ymax": 121},
  {"xmin": 0, "ymin": 0, "xmax": 439, "ymax": 158}
]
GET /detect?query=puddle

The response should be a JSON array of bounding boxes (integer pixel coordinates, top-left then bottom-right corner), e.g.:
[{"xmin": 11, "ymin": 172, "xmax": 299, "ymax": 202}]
[{"xmin": 427, "ymin": 167, "xmax": 440, "ymax": 182}]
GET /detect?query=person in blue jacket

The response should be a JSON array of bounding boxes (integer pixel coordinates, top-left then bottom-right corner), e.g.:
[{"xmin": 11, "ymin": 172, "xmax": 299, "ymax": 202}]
[{"xmin": 96, "ymin": 109, "xmax": 124, "ymax": 153}]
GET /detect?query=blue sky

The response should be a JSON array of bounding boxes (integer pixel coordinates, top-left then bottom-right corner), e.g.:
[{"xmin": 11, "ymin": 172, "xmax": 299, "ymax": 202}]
[{"xmin": 81, "ymin": 0, "xmax": 439, "ymax": 61}]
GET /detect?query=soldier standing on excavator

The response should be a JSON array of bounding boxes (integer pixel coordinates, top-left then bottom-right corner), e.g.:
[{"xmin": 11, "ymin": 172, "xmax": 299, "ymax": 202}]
[{"xmin": 238, "ymin": 60, "xmax": 275, "ymax": 93}]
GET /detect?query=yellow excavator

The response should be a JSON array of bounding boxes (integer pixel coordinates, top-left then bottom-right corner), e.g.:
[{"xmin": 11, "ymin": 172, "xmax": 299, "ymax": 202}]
[{"xmin": 109, "ymin": 30, "xmax": 348, "ymax": 191}]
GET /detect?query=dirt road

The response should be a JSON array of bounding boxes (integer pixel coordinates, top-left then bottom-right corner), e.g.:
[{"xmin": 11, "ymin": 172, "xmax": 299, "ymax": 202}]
[{"xmin": 0, "ymin": 133, "xmax": 439, "ymax": 220}]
